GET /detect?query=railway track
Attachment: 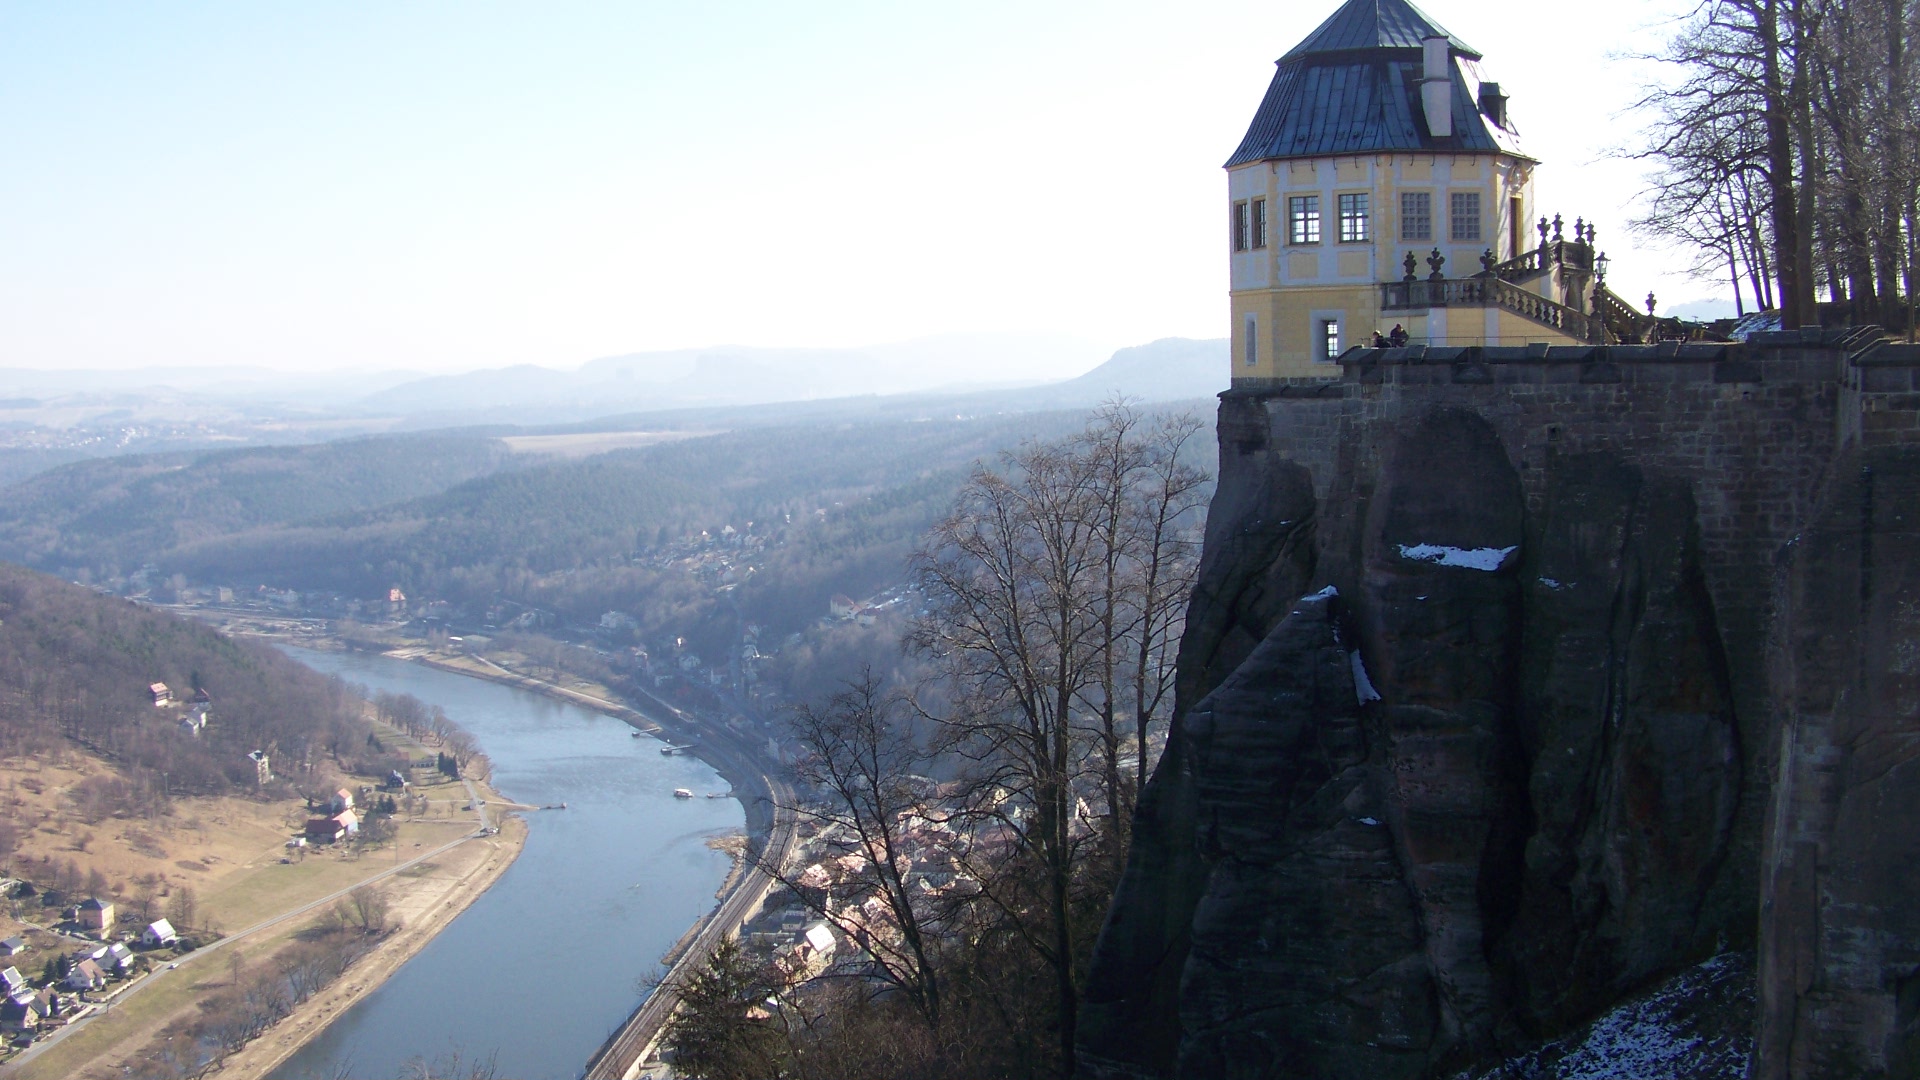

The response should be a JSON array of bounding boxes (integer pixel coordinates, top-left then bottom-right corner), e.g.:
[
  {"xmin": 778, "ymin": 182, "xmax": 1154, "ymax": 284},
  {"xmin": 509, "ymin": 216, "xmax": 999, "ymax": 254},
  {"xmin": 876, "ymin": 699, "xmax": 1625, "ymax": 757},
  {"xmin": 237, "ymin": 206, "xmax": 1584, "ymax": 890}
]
[{"xmin": 581, "ymin": 689, "xmax": 798, "ymax": 1080}]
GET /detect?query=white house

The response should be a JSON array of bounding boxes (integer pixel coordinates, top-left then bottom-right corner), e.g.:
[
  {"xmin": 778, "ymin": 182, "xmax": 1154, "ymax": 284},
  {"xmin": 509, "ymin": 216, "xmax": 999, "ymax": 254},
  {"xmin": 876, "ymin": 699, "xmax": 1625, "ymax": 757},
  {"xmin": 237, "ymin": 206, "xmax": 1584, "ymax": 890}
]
[
  {"xmin": 803, "ymin": 920, "xmax": 836, "ymax": 957},
  {"xmin": 105, "ymin": 943, "xmax": 135, "ymax": 972},
  {"xmin": 141, "ymin": 919, "xmax": 178, "ymax": 948},
  {"xmin": 63, "ymin": 958, "xmax": 107, "ymax": 992}
]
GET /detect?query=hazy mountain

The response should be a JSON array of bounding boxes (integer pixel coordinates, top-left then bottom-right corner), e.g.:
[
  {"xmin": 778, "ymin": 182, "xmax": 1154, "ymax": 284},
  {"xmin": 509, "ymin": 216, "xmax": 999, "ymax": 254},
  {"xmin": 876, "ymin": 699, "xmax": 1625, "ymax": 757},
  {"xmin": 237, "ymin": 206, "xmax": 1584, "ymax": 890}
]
[
  {"xmin": 1051, "ymin": 337, "xmax": 1227, "ymax": 401},
  {"xmin": 364, "ymin": 333, "xmax": 1115, "ymax": 423},
  {"xmin": 0, "ymin": 365, "xmax": 426, "ymax": 408}
]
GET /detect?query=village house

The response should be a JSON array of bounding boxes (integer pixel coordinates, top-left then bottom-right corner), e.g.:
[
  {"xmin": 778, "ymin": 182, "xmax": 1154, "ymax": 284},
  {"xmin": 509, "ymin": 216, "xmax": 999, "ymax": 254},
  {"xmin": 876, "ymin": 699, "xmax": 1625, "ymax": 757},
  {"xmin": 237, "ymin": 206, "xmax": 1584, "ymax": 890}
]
[
  {"xmin": 0, "ymin": 938, "xmax": 25, "ymax": 958},
  {"xmin": 329, "ymin": 787, "xmax": 356, "ymax": 815},
  {"xmin": 304, "ymin": 808, "xmax": 359, "ymax": 843},
  {"xmin": 773, "ymin": 920, "xmax": 838, "ymax": 985},
  {"xmin": 76, "ymin": 897, "xmax": 114, "ymax": 933},
  {"xmin": 248, "ymin": 750, "xmax": 272, "ymax": 785},
  {"xmin": 148, "ymin": 682, "xmax": 171, "ymax": 707},
  {"xmin": 0, "ymin": 991, "xmax": 49, "ymax": 1034},
  {"xmin": 0, "ymin": 967, "xmax": 26, "ymax": 998},
  {"xmin": 829, "ymin": 594, "xmax": 860, "ymax": 620},
  {"xmin": 142, "ymin": 919, "xmax": 178, "ymax": 948},
  {"xmin": 63, "ymin": 958, "xmax": 107, "ymax": 993},
  {"xmin": 91, "ymin": 942, "xmax": 135, "ymax": 973}
]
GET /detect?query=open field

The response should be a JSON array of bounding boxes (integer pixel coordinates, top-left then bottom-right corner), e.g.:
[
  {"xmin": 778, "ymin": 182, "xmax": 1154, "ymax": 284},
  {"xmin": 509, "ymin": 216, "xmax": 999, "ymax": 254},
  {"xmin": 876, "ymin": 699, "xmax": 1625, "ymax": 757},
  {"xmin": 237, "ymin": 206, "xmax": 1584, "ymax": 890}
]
[
  {"xmin": 0, "ymin": 709, "xmax": 525, "ymax": 1080},
  {"xmin": 1, "ymin": 747, "xmax": 304, "ymax": 935},
  {"xmin": 208, "ymin": 814, "xmax": 523, "ymax": 1080}
]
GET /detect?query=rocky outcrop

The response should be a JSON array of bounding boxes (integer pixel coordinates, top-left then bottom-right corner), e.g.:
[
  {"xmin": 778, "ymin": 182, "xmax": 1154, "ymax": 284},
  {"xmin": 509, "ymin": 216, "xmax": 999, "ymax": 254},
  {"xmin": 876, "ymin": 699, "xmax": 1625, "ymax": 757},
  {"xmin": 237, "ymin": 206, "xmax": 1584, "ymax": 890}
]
[
  {"xmin": 1082, "ymin": 335, "xmax": 1920, "ymax": 1080},
  {"xmin": 1080, "ymin": 397, "xmax": 1755, "ymax": 1079},
  {"xmin": 1755, "ymin": 447, "xmax": 1920, "ymax": 1079}
]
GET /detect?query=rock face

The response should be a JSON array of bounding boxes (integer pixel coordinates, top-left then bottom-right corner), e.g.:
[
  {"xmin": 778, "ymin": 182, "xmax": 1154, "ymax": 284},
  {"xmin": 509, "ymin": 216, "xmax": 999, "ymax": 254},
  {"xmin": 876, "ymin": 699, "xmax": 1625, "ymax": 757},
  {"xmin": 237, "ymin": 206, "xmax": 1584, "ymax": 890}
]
[
  {"xmin": 1079, "ymin": 334, "xmax": 1920, "ymax": 1080},
  {"xmin": 1756, "ymin": 447, "xmax": 1920, "ymax": 1079}
]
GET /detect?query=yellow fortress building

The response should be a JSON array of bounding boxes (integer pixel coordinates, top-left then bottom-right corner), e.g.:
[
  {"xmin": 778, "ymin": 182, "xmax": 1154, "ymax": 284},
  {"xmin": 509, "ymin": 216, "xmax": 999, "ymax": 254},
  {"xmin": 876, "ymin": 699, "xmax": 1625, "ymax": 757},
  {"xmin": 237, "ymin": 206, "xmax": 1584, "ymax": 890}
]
[{"xmin": 1229, "ymin": 0, "xmax": 1653, "ymax": 382}]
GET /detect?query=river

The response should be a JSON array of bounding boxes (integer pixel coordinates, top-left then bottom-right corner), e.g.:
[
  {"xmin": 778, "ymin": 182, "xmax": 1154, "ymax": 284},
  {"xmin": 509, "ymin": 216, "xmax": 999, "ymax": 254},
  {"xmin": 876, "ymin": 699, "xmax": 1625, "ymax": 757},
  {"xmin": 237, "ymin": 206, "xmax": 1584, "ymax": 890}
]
[{"xmin": 273, "ymin": 647, "xmax": 742, "ymax": 1080}]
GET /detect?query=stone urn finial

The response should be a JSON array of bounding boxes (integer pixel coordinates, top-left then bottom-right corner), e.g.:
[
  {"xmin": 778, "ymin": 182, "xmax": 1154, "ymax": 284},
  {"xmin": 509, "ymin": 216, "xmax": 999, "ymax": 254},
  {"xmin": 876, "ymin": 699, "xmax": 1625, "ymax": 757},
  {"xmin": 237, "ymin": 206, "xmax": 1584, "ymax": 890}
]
[
  {"xmin": 1404, "ymin": 250, "xmax": 1418, "ymax": 283},
  {"xmin": 1427, "ymin": 247, "xmax": 1446, "ymax": 282}
]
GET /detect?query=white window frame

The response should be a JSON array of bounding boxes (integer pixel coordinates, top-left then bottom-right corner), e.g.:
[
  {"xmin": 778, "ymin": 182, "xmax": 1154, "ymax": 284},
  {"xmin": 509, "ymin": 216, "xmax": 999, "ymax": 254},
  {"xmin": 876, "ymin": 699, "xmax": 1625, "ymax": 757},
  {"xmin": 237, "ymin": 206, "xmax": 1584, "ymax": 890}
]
[
  {"xmin": 1450, "ymin": 191, "xmax": 1482, "ymax": 242},
  {"xmin": 1310, "ymin": 309, "xmax": 1345, "ymax": 362},
  {"xmin": 1288, "ymin": 195, "xmax": 1321, "ymax": 245},
  {"xmin": 1401, "ymin": 191, "xmax": 1433, "ymax": 241},
  {"xmin": 1337, "ymin": 193, "xmax": 1370, "ymax": 243}
]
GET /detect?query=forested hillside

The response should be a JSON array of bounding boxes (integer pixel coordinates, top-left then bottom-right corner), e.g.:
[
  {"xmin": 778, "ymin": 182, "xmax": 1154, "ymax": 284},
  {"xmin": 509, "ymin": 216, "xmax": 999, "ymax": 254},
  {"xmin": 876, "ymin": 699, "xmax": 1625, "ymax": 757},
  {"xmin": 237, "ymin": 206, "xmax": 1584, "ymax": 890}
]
[
  {"xmin": 165, "ymin": 412, "xmax": 1144, "ymax": 636},
  {"xmin": 0, "ymin": 433, "xmax": 519, "ymax": 577},
  {"xmin": 0, "ymin": 563, "xmax": 369, "ymax": 796}
]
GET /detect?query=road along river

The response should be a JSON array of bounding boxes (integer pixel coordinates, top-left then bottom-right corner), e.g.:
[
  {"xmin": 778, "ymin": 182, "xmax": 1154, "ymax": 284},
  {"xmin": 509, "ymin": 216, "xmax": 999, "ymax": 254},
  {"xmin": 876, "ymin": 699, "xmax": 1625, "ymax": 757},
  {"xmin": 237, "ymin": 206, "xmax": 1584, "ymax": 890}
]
[{"xmin": 273, "ymin": 647, "xmax": 742, "ymax": 1080}]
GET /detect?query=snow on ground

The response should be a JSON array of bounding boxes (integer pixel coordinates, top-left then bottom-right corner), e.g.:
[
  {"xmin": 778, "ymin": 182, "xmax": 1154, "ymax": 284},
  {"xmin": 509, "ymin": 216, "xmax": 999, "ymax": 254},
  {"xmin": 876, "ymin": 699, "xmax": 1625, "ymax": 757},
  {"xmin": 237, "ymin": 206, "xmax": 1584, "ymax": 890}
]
[{"xmin": 1455, "ymin": 953, "xmax": 1754, "ymax": 1080}]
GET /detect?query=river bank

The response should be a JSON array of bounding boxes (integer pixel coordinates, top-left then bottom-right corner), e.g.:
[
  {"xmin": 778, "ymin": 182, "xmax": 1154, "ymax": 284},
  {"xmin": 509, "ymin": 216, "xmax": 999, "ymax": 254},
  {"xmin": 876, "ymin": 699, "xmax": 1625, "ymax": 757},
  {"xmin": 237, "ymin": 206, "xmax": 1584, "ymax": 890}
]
[
  {"xmin": 206, "ymin": 632, "xmax": 778, "ymax": 1079},
  {"xmin": 380, "ymin": 644, "xmax": 781, "ymax": 857},
  {"xmin": 208, "ymin": 814, "xmax": 527, "ymax": 1080},
  {"xmin": 5, "ymin": 780, "xmax": 526, "ymax": 1076},
  {"xmin": 267, "ymin": 644, "xmax": 740, "ymax": 1080}
]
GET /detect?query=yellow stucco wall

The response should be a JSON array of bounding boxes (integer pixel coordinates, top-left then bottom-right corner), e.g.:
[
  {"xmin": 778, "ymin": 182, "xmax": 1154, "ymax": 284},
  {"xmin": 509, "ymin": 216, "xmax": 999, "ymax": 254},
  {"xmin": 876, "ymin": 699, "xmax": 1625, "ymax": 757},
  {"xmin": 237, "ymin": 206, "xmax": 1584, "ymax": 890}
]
[{"xmin": 1229, "ymin": 151, "xmax": 1587, "ymax": 379}]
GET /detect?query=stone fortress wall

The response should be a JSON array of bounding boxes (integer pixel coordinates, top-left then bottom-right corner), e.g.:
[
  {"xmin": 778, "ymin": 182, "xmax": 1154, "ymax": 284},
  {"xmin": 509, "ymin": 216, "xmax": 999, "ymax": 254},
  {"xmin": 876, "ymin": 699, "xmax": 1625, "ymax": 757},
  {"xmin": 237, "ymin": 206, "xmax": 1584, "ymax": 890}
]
[{"xmin": 1079, "ymin": 328, "xmax": 1920, "ymax": 1080}]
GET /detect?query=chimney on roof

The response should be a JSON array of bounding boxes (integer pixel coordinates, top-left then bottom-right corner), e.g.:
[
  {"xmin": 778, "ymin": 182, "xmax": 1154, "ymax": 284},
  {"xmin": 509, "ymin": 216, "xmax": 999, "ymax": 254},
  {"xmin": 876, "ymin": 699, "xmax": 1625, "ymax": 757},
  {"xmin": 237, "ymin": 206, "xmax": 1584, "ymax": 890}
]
[
  {"xmin": 1421, "ymin": 35, "xmax": 1453, "ymax": 139},
  {"xmin": 1478, "ymin": 81, "xmax": 1508, "ymax": 129}
]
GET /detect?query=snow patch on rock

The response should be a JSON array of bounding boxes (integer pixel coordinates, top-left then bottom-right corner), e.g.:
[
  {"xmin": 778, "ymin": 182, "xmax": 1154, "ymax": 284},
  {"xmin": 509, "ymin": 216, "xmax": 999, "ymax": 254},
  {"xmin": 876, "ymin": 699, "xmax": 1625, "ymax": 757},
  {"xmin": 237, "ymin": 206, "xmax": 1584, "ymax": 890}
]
[
  {"xmin": 1398, "ymin": 543, "xmax": 1518, "ymax": 570},
  {"xmin": 1350, "ymin": 651, "xmax": 1381, "ymax": 704}
]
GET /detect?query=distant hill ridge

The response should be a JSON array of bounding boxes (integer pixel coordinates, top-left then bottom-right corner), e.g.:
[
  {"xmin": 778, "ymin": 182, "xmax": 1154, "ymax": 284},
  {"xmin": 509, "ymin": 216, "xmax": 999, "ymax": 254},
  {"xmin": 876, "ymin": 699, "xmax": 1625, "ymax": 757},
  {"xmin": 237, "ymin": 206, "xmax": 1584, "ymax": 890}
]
[{"xmin": 362, "ymin": 334, "xmax": 1227, "ymax": 425}]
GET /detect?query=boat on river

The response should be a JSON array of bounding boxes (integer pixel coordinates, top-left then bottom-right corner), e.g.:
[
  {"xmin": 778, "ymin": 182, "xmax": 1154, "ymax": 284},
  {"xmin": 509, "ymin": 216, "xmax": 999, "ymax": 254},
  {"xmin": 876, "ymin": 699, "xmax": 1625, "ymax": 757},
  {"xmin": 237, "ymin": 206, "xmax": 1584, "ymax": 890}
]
[{"xmin": 673, "ymin": 788, "xmax": 694, "ymax": 799}]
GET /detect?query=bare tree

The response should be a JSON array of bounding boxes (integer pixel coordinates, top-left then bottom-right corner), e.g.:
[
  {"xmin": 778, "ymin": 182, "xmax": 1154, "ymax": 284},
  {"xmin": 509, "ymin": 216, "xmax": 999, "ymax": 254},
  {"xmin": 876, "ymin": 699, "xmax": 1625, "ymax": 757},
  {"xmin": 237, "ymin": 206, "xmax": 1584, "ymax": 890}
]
[
  {"xmin": 1629, "ymin": 0, "xmax": 1918, "ymax": 328},
  {"xmin": 777, "ymin": 673, "xmax": 944, "ymax": 1027},
  {"xmin": 339, "ymin": 884, "xmax": 390, "ymax": 933},
  {"xmin": 165, "ymin": 882, "xmax": 197, "ymax": 930},
  {"xmin": 907, "ymin": 404, "xmax": 1209, "ymax": 1075}
]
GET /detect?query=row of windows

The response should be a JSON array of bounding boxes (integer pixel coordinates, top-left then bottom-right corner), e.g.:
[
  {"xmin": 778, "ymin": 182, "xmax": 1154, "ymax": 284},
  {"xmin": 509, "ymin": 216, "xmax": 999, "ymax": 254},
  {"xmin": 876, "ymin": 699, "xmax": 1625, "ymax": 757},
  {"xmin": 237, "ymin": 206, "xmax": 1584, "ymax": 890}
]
[{"xmin": 1233, "ymin": 191, "xmax": 1484, "ymax": 249}]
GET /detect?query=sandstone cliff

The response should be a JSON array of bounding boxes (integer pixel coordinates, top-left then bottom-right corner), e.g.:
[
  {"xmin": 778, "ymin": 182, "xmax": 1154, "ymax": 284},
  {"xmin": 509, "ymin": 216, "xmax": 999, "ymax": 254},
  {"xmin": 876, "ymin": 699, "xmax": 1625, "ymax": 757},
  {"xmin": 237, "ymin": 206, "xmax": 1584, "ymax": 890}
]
[{"xmin": 1080, "ymin": 332, "xmax": 1920, "ymax": 1080}]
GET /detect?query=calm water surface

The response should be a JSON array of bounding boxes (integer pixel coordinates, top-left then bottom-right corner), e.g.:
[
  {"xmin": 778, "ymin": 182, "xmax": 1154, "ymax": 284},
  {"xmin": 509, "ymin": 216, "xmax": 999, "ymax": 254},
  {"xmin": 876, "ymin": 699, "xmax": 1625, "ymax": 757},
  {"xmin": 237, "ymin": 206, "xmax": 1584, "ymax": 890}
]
[{"xmin": 274, "ymin": 647, "xmax": 740, "ymax": 1080}]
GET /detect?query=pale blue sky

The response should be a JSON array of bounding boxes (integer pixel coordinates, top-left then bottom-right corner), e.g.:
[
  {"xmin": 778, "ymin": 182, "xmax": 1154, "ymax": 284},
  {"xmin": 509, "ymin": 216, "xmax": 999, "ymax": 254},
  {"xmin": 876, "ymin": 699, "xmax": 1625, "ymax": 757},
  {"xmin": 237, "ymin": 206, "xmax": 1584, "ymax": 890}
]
[{"xmin": 0, "ymin": 1, "xmax": 1706, "ymax": 376}]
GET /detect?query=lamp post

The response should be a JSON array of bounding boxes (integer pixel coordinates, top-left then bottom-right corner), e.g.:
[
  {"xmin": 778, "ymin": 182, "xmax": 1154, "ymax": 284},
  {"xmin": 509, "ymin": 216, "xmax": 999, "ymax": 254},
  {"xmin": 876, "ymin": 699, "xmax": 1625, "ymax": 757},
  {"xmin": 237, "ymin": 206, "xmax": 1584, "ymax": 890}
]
[{"xmin": 1589, "ymin": 251, "xmax": 1611, "ymax": 343}]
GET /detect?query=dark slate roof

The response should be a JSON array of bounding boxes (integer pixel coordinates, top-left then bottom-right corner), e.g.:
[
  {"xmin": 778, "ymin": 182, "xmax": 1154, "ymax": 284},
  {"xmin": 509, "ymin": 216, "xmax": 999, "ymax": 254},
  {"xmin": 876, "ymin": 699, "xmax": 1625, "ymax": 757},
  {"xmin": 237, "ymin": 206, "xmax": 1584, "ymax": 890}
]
[
  {"xmin": 1281, "ymin": 0, "xmax": 1478, "ymax": 62},
  {"xmin": 1227, "ymin": 0, "xmax": 1519, "ymax": 166}
]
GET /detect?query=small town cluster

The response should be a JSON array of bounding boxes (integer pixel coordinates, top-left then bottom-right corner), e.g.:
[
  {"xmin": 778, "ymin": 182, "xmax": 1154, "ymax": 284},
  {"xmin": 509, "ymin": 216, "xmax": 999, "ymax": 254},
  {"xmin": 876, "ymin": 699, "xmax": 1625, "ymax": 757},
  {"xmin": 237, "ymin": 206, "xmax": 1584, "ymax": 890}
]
[{"xmin": 0, "ymin": 888, "xmax": 184, "ymax": 1049}]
